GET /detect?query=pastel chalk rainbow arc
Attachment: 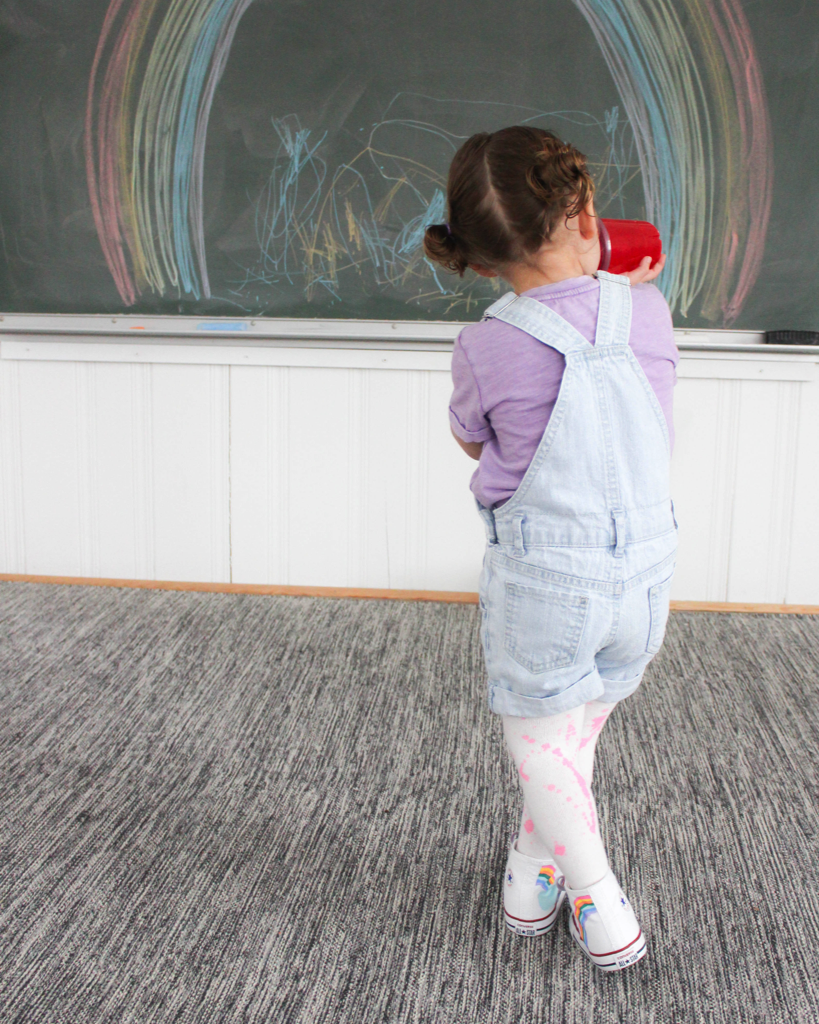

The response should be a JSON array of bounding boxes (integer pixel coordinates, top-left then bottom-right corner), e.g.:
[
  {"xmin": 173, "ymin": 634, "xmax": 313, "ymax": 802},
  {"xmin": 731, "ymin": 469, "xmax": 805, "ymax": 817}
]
[
  {"xmin": 570, "ymin": 0, "xmax": 773, "ymax": 322},
  {"xmin": 85, "ymin": 0, "xmax": 255, "ymax": 305},
  {"xmin": 85, "ymin": 0, "xmax": 773, "ymax": 325}
]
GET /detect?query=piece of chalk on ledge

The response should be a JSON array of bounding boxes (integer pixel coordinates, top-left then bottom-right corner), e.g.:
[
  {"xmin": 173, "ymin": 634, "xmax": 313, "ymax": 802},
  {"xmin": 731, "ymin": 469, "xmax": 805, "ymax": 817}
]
[
  {"xmin": 196, "ymin": 321, "xmax": 249, "ymax": 331},
  {"xmin": 765, "ymin": 330, "xmax": 819, "ymax": 345}
]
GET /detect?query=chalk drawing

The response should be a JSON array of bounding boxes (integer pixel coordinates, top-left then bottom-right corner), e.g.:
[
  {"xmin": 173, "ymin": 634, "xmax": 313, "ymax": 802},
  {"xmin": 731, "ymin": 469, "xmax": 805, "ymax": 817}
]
[{"xmin": 85, "ymin": 0, "xmax": 772, "ymax": 325}]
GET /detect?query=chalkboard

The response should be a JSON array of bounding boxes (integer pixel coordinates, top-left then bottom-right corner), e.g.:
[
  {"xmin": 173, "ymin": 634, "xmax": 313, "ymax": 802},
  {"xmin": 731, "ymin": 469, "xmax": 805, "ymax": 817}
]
[{"xmin": 0, "ymin": 0, "xmax": 817, "ymax": 330}]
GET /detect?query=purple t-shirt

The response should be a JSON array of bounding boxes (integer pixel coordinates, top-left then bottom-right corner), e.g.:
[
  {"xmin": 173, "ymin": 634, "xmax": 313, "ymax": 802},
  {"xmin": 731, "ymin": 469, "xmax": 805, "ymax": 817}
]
[{"xmin": 449, "ymin": 275, "xmax": 679, "ymax": 509}]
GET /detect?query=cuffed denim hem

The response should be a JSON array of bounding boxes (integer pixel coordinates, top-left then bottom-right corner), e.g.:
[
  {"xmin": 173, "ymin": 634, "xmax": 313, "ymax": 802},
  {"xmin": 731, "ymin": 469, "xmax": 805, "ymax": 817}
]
[
  {"xmin": 599, "ymin": 669, "xmax": 645, "ymax": 702},
  {"xmin": 488, "ymin": 667, "xmax": 605, "ymax": 717}
]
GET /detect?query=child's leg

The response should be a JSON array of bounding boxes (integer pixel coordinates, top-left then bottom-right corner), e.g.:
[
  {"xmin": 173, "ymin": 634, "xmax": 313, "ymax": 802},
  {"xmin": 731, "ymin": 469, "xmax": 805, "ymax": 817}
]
[
  {"xmin": 514, "ymin": 699, "xmax": 618, "ymax": 860},
  {"xmin": 574, "ymin": 699, "xmax": 618, "ymax": 784},
  {"xmin": 503, "ymin": 707, "xmax": 610, "ymax": 890}
]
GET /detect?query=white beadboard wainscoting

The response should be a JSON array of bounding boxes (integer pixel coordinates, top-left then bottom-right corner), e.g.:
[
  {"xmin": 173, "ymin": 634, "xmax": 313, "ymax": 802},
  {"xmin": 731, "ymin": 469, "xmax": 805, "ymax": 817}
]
[{"xmin": 1, "ymin": 315, "xmax": 818, "ymax": 604}]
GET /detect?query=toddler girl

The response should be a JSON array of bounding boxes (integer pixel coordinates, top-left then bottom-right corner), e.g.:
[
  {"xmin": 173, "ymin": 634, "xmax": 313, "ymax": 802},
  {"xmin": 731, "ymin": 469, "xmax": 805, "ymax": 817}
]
[{"xmin": 423, "ymin": 127, "xmax": 677, "ymax": 972}]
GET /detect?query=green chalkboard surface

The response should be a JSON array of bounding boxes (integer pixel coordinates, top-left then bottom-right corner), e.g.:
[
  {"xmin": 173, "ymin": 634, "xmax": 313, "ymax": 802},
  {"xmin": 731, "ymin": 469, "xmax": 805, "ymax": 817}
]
[{"xmin": 0, "ymin": 0, "xmax": 817, "ymax": 329}]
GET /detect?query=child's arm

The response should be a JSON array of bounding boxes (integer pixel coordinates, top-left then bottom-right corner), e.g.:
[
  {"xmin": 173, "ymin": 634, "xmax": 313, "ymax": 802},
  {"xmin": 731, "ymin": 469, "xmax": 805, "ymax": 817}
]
[
  {"xmin": 451, "ymin": 428, "xmax": 483, "ymax": 460},
  {"xmin": 450, "ymin": 330, "xmax": 491, "ymax": 460}
]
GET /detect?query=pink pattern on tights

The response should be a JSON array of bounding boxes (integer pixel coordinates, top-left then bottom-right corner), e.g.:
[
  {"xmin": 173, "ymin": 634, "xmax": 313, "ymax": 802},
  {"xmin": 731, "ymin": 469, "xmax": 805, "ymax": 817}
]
[
  {"xmin": 578, "ymin": 713, "xmax": 609, "ymax": 750},
  {"xmin": 554, "ymin": 844, "xmax": 566, "ymax": 856},
  {"xmin": 547, "ymin": 747, "xmax": 598, "ymax": 834},
  {"xmin": 524, "ymin": 818, "xmax": 535, "ymax": 834}
]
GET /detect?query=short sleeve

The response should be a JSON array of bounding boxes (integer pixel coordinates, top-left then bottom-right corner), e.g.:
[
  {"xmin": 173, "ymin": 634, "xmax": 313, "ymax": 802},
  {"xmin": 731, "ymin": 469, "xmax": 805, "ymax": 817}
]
[{"xmin": 449, "ymin": 332, "xmax": 495, "ymax": 443}]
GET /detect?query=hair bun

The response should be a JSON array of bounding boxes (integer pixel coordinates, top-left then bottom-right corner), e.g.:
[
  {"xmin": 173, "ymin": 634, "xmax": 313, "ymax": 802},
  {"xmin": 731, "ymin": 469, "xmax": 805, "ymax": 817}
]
[
  {"xmin": 526, "ymin": 141, "xmax": 590, "ymax": 209},
  {"xmin": 423, "ymin": 222, "xmax": 467, "ymax": 275}
]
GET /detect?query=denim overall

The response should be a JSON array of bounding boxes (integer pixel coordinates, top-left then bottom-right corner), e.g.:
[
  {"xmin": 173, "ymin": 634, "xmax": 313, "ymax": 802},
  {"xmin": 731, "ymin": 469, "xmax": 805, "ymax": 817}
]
[{"xmin": 477, "ymin": 271, "xmax": 677, "ymax": 717}]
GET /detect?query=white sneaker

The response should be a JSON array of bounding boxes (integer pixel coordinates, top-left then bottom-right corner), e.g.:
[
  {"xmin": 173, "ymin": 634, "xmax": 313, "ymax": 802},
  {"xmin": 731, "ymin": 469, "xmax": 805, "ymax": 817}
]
[
  {"xmin": 564, "ymin": 868, "xmax": 647, "ymax": 971},
  {"xmin": 503, "ymin": 836, "xmax": 566, "ymax": 937}
]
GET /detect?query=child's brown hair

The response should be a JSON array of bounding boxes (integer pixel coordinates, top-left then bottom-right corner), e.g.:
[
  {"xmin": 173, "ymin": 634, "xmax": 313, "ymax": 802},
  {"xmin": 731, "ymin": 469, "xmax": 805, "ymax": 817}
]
[{"xmin": 423, "ymin": 127, "xmax": 595, "ymax": 276}]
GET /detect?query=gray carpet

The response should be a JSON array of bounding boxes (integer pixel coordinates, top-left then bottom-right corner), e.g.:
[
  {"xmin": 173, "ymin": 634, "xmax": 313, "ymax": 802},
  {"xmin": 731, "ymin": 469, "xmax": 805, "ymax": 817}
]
[{"xmin": 1, "ymin": 582, "xmax": 818, "ymax": 1024}]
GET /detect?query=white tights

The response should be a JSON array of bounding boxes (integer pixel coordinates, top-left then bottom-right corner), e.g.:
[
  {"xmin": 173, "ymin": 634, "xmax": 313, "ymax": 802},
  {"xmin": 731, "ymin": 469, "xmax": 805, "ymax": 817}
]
[{"xmin": 502, "ymin": 700, "xmax": 618, "ymax": 890}]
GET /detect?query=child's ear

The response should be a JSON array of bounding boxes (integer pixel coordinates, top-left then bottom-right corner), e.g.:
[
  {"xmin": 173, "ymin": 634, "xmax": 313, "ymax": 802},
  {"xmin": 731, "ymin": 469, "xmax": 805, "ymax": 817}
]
[
  {"xmin": 470, "ymin": 264, "xmax": 498, "ymax": 278},
  {"xmin": 577, "ymin": 200, "xmax": 598, "ymax": 241}
]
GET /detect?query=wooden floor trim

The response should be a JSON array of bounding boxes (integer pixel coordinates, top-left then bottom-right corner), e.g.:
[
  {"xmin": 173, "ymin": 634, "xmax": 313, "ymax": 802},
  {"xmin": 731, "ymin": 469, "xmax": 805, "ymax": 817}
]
[
  {"xmin": 668, "ymin": 600, "xmax": 819, "ymax": 615},
  {"xmin": 1, "ymin": 574, "xmax": 819, "ymax": 614},
  {"xmin": 0, "ymin": 574, "xmax": 480, "ymax": 604}
]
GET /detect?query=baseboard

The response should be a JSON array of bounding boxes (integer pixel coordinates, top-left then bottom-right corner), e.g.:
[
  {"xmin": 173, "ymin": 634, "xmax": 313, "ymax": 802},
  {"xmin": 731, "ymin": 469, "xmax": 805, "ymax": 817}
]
[
  {"xmin": 0, "ymin": 574, "xmax": 480, "ymax": 604},
  {"xmin": 2, "ymin": 573, "xmax": 819, "ymax": 614},
  {"xmin": 668, "ymin": 600, "xmax": 819, "ymax": 615}
]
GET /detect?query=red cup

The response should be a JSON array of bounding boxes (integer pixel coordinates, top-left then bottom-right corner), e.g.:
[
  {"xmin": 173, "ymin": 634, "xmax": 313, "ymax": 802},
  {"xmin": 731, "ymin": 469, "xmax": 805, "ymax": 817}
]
[{"xmin": 597, "ymin": 218, "xmax": 662, "ymax": 275}]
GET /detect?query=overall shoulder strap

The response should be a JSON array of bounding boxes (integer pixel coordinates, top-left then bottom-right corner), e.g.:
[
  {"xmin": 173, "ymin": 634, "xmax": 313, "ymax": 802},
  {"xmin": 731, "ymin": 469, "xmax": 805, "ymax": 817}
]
[
  {"xmin": 594, "ymin": 271, "xmax": 632, "ymax": 347},
  {"xmin": 483, "ymin": 294, "xmax": 592, "ymax": 356},
  {"xmin": 482, "ymin": 291, "xmax": 518, "ymax": 318}
]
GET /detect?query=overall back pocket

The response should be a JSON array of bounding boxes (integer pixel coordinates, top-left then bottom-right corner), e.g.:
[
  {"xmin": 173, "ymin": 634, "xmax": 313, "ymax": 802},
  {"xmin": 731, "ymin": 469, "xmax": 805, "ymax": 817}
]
[
  {"xmin": 503, "ymin": 581, "xmax": 589, "ymax": 675},
  {"xmin": 646, "ymin": 570, "xmax": 675, "ymax": 654}
]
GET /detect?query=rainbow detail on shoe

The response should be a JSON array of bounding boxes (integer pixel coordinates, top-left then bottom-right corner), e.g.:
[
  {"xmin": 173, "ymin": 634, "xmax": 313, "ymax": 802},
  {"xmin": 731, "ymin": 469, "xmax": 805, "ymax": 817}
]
[
  {"xmin": 535, "ymin": 865, "xmax": 558, "ymax": 911},
  {"xmin": 573, "ymin": 895, "xmax": 596, "ymax": 943},
  {"xmin": 535, "ymin": 865, "xmax": 556, "ymax": 890}
]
